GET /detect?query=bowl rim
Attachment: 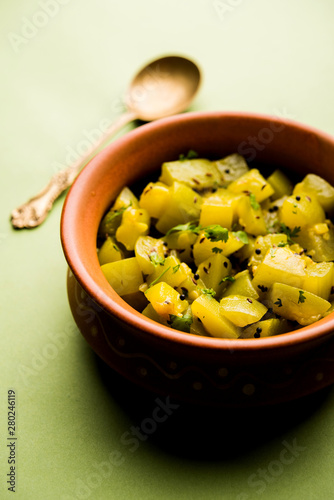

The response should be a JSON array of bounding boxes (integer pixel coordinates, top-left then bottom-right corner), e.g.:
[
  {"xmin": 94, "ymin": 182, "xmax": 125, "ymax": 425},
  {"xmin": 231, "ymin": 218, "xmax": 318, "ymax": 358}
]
[{"xmin": 61, "ymin": 110, "xmax": 334, "ymax": 352}]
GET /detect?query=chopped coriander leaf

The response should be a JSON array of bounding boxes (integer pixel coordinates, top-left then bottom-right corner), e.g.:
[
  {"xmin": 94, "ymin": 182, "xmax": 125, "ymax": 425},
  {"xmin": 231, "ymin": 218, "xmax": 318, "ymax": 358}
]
[
  {"xmin": 201, "ymin": 288, "xmax": 216, "ymax": 297},
  {"xmin": 204, "ymin": 225, "xmax": 229, "ymax": 243},
  {"xmin": 165, "ymin": 222, "xmax": 201, "ymax": 236},
  {"xmin": 169, "ymin": 314, "xmax": 193, "ymax": 332},
  {"xmin": 249, "ymin": 193, "xmax": 260, "ymax": 210},
  {"xmin": 279, "ymin": 223, "xmax": 301, "ymax": 243},
  {"xmin": 290, "ymin": 226, "xmax": 301, "ymax": 238},
  {"xmin": 274, "ymin": 298, "xmax": 283, "ymax": 307},
  {"xmin": 149, "ymin": 252, "xmax": 165, "ymax": 266},
  {"xmin": 219, "ymin": 276, "xmax": 236, "ymax": 284},
  {"xmin": 178, "ymin": 150, "xmax": 199, "ymax": 161},
  {"xmin": 105, "ymin": 202, "xmax": 132, "ymax": 222},
  {"xmin": 146, "ymin": 267, "xmax": 171, "ymax": 289},
  {"xmin": 172, "ymin": 264, "xmax": 181, "ymax": 273},
  {"xmin": 232, "ymin": 231, "xmax": 249, "ymax": 244},
  {"xmin": 298, "ymin": 290, "xmax": 306, "ymax": 303},
  {"xmin": 212, "ymin": 247, "xmax": 223, "ymax": 254}
]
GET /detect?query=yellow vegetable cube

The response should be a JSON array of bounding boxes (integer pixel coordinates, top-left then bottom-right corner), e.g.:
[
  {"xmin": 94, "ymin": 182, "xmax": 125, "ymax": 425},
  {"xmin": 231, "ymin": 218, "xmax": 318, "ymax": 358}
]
[
  {"xmin": 203, "ymin": 187, "xmax": 243, "ymax": 214},
  {"xmin": 190, "ymin": 315, "xmax": 210, "ymax": 336},
  {"xmin": 176, "ymin": 275, "xmax": 206, "ymax": 303},
  {"xmin": 237, "ymin": 195, "xmax": 267, "ymax": 236},
  {"xmin": 214, "ymin": 153, "xmax": 249, "ymax": 185},
  {"xmin": 159, "ymin": 158, "xmax": 221, "ymax": 190},
  {"xmin": 98, "ymin": 236, "xmax": 124, "ymax": 265},
  {"xmin": 139, "ymin": 182, "xmax": 170, "ymax": 219},
  {"xmin": 295, "ymin": 223, "xmax": 334, "ymax": 262},
  {"xmin": 267, "ymin": 169, "xmax": 293, "ymax": 200},
  {"xmin": 145, "ymin": 282, "xmax": 189, "ymax": 320},
  {"xmin": 199, "ymin": 199, "xmax": 234, "ymax": 229},
  {"xmin": 142, "ymin": 303, "xmax": 168, "ymax": 325},
  {"xmin": 99, "ymin": 187, "xmax": 139, "ymax": 237},
  {"xmin": 267, "ymin": 282, "xmax": 331, "ymax": 326},
  {"xmin": 219, "ymin": 295, "xmax": 267, "ymax": 327},
  {"xmin": 234, "ymin": 235, "xmax": 256, "ymax": 263},
  {"xmin": 302, "ymin": 261, "xmax": 334, "ymax": 300},
  {"xmin": 279, "ymin": 193, "xmax": 326, "ymax": 228},
  {"xmin": 248, "ymin": 233, "xmax": 288, "ymax": 269},
  {"xmin": 293, "ymin": 174, "xmax": 334, "ymax": 215},
  {"xmin": 101, "ymin": 257, "xmax": 143, "ymax": 296},
  {"xmin": 252, "ymin": 246, "xmax": 307, "ymax": 294},
  {"xmin": 196, "ymin": 253, "xmax": 232, "ymax": 296},
  {"xmin": 112, "ymin": 186, "xmax": 139, "ymax": 209},
  {"xmin": 192, "ymin": 230, "xmax": 245, "ymax": 266},
  {"xmin": 134, "ymin": 236, "xmax": 166, "ymax": 275},
  {"xmin": 240, "ymin": 318, "xmax": 291, "ymax": 338},
  {"xmin": 262, "ymin": 196, "xmax": 288, "ymax": 230},
  {"xmin": 222, "ymin": 270, "xmax": 259, "ymax": 299},
  {"xmin": 116, "ymin": 208, "xmax": 150, "ymax": 250},
  {"xmin": 228, "ymin": 168, "xmax": 274, "ymax": 202},
  {"xmin": 146, "ymin": 255, "xmax": 192, "ymax": 288},
  {"xmin": 191, "ymin": 294, "xmax": 240, "ymax": 339},
  {"xmin": 155, "ymin": 182, "xmax": 202, "ymax": 234},
  {"xmin": 163, "ymin": 229, "xmax": 197, "ymax": 264}
]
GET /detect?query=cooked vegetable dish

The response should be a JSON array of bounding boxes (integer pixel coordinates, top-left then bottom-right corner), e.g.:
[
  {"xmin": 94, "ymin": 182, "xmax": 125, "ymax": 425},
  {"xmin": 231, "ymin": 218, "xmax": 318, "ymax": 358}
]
[{"xmin": 97, "ymin": 152, "xmax": 334, "ymax": 339}]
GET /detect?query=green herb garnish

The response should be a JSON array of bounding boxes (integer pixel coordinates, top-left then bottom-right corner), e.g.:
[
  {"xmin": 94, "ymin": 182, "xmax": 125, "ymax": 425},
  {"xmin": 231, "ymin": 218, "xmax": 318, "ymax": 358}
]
[
  {"xmin": 204, "ymin": 225, "xmax": 229, "ymax": 243},
  {"xmin": 250, "ymin": 193, "xmax": 260, "ymax": 210},
  {"xmin": 232, "ymin": 230, "xmax": 249, "ymax": 244},
  {"xmin": 279, "ymin": 223, "xmax": 301, "ymax": 243},
  {"xmin": 149, "ymin": 252, "xmax": 165, "ymax": 266},
  {"xmin": 179, "ymin": 150, "xmax": 199, "ymax": 161},
  {"xmin": 105, "ymin": 202, "xmax": 132, "ymax": 222},
  {"xmin": 202, "ymin": 288, "xmax": 216, "ymax": 297},
  {"xmin": 298, "ymin": 290, "xmax": 306, "ymax": 303},
  {"xmin": 146, "ymin": 267, "xmax": 171, "ymax": 289},
  {"xmin": 169, "ymin": 314, "xmax": 193, "ymax": 333},
  {"xmin": 165, "ymin": 222, "xmax": 201, "ymax": 236},
  {"xmin": 219, "ymin": 276, "xmax": 236, "ymax": 284},
  {"xmin": 166, "ymin": 223, "xmax": 230, "ymax": 245}
]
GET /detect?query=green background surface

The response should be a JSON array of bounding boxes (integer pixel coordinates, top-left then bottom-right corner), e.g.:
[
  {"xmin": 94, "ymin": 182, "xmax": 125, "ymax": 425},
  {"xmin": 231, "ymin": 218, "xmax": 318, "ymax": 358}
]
[{"xmin": 1, "ymin": 1, "xmax": 334, "ymax": 499}]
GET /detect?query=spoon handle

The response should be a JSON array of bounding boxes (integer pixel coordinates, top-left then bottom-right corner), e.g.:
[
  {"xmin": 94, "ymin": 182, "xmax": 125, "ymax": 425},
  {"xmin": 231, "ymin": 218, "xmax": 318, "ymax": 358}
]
[{"xmin": 10, "ymin": 110, "xmax": 138, "ymax": 229}]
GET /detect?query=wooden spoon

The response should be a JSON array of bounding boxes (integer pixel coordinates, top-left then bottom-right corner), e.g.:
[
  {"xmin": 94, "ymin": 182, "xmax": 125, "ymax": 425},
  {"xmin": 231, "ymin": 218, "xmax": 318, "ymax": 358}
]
[{"xmin": 11, "ymin": 55, "xmax": 201, "ymax": 228}]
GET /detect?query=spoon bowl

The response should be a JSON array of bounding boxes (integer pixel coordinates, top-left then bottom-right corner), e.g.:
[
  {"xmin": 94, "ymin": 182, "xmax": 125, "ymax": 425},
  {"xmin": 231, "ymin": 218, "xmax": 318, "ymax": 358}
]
[{"xmin": 125, "ymin": 55, "xmax": 201, "ymax": 121}]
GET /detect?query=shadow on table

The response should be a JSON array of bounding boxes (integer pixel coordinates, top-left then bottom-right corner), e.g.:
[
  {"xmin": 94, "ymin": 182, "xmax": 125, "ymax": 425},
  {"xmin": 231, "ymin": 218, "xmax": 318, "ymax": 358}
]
[{"xmin": 95, "ymin": 355, "xmax": 333, "ymax": 461}]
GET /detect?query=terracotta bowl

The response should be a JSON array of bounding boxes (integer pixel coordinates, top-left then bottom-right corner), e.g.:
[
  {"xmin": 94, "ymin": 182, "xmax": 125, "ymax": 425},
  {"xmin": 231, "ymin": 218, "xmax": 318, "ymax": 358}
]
[{"xmin": 61, "ymin": 111, "xmax": 334, "ymax": 407}]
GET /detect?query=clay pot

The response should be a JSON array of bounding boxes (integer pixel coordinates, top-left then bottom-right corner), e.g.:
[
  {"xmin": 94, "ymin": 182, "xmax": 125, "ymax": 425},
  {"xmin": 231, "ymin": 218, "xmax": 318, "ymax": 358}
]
[{"xmin": 61, "ymin": 111, "xmax": 334, "ymax": 406}]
